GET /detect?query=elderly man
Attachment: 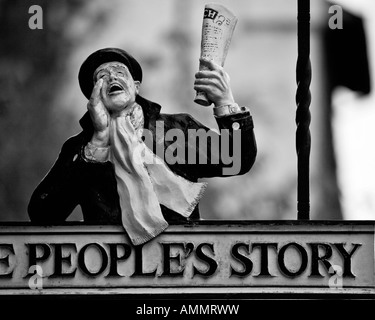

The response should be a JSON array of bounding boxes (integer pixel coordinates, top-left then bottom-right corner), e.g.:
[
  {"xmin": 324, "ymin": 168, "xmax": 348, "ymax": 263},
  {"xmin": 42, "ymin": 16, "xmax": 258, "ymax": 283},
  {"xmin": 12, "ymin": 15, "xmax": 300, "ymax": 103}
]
[{"xmin": 28, "ymin": 48, "xmax": 257, "ymax": 245}]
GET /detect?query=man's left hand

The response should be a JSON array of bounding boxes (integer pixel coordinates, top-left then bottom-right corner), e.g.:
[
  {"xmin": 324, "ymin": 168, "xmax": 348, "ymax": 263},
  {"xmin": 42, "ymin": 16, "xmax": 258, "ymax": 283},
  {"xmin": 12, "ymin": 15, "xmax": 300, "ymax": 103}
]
[{"xmin": 194, "ymin": 58, "xmax": 235, "ymax": 107}]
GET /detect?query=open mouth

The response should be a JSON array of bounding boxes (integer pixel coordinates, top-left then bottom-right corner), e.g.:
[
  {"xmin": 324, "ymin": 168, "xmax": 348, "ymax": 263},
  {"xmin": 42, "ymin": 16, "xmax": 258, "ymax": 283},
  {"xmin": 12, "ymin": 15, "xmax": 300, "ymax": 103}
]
[{"xmin": 108, "ymin": 83, "xmax": 124, "ymax": 95}]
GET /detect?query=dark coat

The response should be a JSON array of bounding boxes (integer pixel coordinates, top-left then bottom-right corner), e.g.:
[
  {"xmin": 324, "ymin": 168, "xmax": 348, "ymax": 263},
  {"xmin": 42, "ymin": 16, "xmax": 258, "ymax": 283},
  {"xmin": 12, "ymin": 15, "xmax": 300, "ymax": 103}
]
[{"xmin": 28, "ymin": 96, "xmax": 257, "ymax": 224}]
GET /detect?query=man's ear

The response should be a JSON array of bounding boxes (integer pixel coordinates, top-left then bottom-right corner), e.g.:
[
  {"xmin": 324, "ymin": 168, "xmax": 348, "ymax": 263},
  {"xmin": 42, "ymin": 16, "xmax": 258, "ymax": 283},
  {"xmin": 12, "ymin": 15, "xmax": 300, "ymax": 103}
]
[{"xmin": 134, "ymin": 81, "xmax": 141, "ymax": 94}]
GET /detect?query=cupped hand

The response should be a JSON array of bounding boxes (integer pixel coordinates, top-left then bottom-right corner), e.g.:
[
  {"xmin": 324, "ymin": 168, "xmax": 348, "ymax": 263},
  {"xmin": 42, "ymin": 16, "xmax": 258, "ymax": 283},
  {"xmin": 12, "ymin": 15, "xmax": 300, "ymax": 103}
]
[{"xmin": 87, "ymin": 78, "xmax": 110, "ymax": 147}]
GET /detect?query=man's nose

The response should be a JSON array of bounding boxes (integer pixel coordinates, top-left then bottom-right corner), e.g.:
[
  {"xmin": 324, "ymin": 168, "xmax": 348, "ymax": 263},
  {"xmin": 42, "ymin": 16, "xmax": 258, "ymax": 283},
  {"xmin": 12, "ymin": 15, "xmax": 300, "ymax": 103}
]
[{"xmin": 109, "ymin": 71, "xmax": 118, "ymax": 81}]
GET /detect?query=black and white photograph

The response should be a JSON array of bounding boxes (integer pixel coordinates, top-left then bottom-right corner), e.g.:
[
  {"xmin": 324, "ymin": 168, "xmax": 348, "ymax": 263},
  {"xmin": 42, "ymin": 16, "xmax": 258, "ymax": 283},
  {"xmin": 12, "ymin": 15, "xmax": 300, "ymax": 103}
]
[{"xmin": 0, "ymin": 0, "xmax": 374, "ymax": 316}]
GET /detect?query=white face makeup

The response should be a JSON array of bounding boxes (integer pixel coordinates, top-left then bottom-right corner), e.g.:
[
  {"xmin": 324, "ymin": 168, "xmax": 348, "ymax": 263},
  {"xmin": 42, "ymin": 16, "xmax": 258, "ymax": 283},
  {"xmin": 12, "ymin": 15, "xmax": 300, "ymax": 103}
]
[{"xmin": 93, "ymin": 62, "xmax": 140, "ymax": 113}]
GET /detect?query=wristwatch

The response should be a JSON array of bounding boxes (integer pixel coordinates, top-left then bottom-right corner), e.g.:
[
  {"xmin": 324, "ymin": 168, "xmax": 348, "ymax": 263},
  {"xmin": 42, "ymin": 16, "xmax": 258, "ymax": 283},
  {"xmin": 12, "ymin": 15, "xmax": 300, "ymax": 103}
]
[{"xmin": 213, "ymin": 103, "xmax": 247, "ymax": 117}]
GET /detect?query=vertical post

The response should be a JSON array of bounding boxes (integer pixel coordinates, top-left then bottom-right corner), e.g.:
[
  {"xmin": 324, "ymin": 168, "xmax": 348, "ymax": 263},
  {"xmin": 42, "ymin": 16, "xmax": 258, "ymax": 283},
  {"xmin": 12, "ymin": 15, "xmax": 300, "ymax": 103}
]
[{"xmin": 296, "ymin": 0, "xmax": 311, "ymax": 220}]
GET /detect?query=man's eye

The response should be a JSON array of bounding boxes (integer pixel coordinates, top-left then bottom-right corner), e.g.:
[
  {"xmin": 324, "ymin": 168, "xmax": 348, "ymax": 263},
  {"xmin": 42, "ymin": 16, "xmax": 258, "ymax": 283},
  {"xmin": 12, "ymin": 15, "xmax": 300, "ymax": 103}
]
[
  {"xmin": 99, "ymin": 74, "xmax": 108, "ymax": 78},
  {"xmin": 117, "ymin": 72, "xmax": 125, "ymax": 76}
]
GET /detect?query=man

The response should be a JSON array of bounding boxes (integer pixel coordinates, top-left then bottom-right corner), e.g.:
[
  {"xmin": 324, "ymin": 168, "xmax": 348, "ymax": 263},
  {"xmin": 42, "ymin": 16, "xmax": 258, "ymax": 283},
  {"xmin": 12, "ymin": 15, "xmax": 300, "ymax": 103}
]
[{"xmin": 28, "ymin": 48, "xmax": 257, "ymax": 245}]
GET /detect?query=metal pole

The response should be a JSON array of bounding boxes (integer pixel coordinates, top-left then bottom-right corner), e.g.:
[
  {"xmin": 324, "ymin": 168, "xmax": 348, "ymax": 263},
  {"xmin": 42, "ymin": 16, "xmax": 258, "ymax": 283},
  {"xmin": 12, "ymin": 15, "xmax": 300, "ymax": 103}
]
[{"xmin": 296, "ymin": 0, "xmax": 311, "ymax": 220}]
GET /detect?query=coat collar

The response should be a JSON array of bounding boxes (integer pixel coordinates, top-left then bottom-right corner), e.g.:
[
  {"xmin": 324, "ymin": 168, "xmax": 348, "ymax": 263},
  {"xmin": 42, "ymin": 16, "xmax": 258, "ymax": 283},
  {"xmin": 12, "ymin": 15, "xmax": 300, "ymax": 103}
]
[{"xmin": 79, "ymin": 95, "xmax": 161, "ymax": 132}]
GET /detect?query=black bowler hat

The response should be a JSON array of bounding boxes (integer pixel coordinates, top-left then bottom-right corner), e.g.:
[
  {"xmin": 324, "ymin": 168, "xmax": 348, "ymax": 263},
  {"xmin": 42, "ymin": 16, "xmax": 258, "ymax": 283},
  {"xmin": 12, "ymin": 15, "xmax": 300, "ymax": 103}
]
[{"xmin": 78, "ymin": 48, "xmax": 143, "ymax": 100}]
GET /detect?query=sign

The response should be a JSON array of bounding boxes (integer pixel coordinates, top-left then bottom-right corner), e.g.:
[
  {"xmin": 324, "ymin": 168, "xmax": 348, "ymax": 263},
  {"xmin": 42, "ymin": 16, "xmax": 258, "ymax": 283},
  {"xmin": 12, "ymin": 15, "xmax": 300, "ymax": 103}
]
[{"xmin": 0, "ymin": 221, "xmax": 374, "ymax": 298}]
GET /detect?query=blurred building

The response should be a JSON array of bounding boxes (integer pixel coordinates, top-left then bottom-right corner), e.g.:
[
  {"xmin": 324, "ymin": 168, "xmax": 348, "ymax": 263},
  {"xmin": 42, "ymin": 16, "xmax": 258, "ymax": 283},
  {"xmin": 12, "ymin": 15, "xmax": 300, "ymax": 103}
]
[{"xmin": 327, "ymin": 0, "xmax": 375, "ymax": 220}]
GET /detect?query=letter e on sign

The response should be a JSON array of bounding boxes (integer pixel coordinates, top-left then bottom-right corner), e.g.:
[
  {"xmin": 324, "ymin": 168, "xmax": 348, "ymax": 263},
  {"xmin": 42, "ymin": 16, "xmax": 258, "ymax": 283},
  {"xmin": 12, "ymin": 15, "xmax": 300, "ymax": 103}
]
[{"xmin": 28, "ymin": 5, "xmax": 43, "ymax": 30}]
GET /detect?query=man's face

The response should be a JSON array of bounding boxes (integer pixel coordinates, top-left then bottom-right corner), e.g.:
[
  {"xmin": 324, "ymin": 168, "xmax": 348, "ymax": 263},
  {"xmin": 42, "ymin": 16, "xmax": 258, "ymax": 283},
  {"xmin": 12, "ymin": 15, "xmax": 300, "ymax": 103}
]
[{"xmin": 93, "ymin": 61, "xmax": 140, "ymax": 112}]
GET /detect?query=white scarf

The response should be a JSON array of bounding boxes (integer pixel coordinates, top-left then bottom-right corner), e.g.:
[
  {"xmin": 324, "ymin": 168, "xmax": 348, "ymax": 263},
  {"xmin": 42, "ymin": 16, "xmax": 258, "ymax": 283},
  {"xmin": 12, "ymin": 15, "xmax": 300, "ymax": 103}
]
[{"xmin": 109, "ymin": 104, "xmax": 207, "ymax": 245}]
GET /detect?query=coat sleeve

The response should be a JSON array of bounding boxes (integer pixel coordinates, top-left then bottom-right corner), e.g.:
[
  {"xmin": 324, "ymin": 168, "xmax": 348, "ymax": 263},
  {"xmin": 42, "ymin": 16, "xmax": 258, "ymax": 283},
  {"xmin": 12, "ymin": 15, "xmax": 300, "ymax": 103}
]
[
  {"xmin": 166, "ymin": 110, "xmax": 257, "ymax": 179},
  {"xmin": 28, "ymin": 133, "xmax": 87, "ymax": 223}
]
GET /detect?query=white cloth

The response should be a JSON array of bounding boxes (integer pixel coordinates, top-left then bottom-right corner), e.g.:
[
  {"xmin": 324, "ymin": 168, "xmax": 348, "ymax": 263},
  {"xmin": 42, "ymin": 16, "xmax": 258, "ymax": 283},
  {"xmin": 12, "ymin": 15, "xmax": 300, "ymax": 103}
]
[{"xmin": 109, "ymin": 105, "xmax": 207, "ymax": 245}]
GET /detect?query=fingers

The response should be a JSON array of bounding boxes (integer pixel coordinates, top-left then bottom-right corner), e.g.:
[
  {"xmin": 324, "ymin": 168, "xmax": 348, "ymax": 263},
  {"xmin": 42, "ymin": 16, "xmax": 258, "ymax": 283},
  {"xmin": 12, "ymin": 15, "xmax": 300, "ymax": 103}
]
[
  {"xmin": 89, "ymin": 78, "xmax": 103, "ymax": 107},
  {"xmin": 195, "ymin": 59, "xmax": 229, "ymax": 84},
  {"xmin": 195, "ymin": 72, "xmax": 228, "ymax": 87},
  {"xmin": 87, "ymin": 79, "xmax": 107, "ymax": 119},
  {"xmin": 195, "ymin": 57, "xmax": 230, "ymax": 87},
  {"xmin": 194, "ymin": 60, "xmax": 234, "ymax": 106},
  {"xmin": 195, "ymin": 69, "xmax": 229, "ymax": 82},
  {"xmin": 87, "ymin": 79, "xmax": 110, "ymax": 135},
  {"xmin": 194, "ymin": 72, "xmax": 228, "ymax": 93}
]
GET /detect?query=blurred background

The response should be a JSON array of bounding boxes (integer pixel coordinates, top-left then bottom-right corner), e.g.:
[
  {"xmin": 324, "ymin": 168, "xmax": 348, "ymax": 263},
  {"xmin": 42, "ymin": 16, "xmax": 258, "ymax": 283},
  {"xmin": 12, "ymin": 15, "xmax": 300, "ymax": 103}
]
[{"xmin": 0, "ymin": 0, "xmax": 374, "ymax": 222}]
